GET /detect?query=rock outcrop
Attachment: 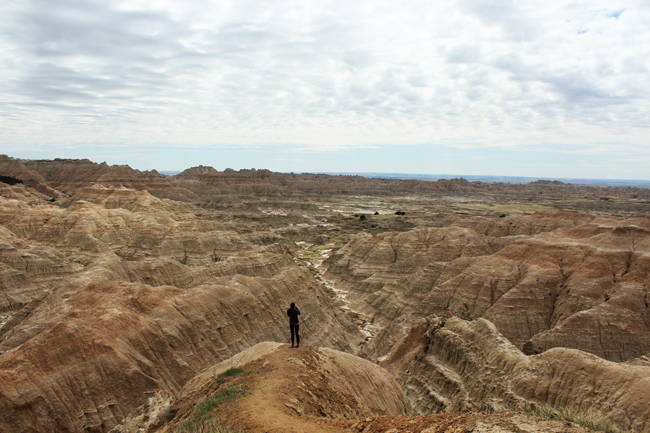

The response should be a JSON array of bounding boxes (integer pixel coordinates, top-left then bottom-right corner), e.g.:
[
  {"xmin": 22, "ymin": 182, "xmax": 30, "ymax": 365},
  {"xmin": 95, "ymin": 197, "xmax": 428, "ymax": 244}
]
[
  {"xmin": 4, "ymin": 156, "xmax": 650, "ymax": 213},
  {"xmin": 7, "ymin": 156, "xmax": 195, "ymax": 201},
  {"xmin": 381, "ymin": 316, "xmax": 650, "ymax": 432},
  {"xmin": 145, "ymin": 342, "xmax": 596, "ymax": 433},
  {"xmin": 60, "ymin": 185, "xmax": 195, "ymax": 213},
  {"xmin": 0, "ymin": 155, "xmax": 64, "ymax": 200},
  {"xmin": 323, "ymin": 211, "xmax": 650, "ymax": 362},
  {"xmin": 0, "ymin": 265, "xmax": 361, "ymax": 433},
  {"xmin": 0, "ymin": 196, "xmax": 290, "ymax": 312}
]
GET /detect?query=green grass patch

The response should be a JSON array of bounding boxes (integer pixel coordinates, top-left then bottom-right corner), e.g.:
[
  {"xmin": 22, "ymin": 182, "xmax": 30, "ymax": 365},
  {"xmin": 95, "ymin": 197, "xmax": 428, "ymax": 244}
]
[
  {"xmin": 300, "ymin": 251, "xmax": 327, "ymax": 260},
  {"xmin": 177, "ymin": 385, "xmax": 247, "ymax": 432},
  {"xmin": 517, "ymin": 403, "xmax": 621, "ymax": 433},
  {"xmin": 308, "ymin": 244, "xmax": 336, "ymax": 251},
  {"xmin": 326, "ymin": 232, "xmax": 350, "ymax": 248},
  {"xmin": 300, "ymin": 243, "xmax": 339, "ymax": 260},
  {"xmin": 216, "ymin": 367, "xmax": 248, "ymax": 380},
  {"xmin": 176, "ymin": 368, "xmax": 250, "ymax": 433}
]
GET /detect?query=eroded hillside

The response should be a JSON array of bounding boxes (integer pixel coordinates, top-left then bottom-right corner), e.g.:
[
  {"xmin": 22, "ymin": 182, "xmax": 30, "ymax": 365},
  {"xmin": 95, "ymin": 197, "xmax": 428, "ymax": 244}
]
[
  {"xmin": 322, "ymin": 211, "xmax": 650, "ymax": 362},
  {"xmin": 1, "ymin": 155, "xmax": 650, "ymax": 433},
  {"xmin": 141, "ymin": 342, "xmax": 602, "ymax": 433},
  {"xmin": 0, "ymin": 183, "xmax": 362, "ymax": 432}
]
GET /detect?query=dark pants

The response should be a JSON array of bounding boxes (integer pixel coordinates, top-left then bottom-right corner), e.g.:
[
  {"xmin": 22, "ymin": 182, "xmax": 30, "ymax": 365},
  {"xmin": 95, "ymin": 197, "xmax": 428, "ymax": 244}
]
[{"xmin": 290, "ymin": 324, "xmax": 300, "ymax": 346}]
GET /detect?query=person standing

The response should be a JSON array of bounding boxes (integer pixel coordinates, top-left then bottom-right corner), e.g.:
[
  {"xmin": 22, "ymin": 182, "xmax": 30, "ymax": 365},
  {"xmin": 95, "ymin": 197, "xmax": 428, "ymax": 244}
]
[{"xmin": 287, "ymin": 302, "xmax": 301, "ymax": 348}]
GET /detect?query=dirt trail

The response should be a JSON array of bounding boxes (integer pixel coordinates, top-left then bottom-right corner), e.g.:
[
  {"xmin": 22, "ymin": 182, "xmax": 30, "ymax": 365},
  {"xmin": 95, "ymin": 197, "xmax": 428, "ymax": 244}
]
[{"xmin": 223, "ymin": 346, "xmax": 350, "ymax": 433}]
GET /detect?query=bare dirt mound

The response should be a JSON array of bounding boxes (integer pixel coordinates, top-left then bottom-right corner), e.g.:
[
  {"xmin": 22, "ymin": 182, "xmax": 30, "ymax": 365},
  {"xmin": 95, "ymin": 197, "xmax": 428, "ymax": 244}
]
[
  {"xmin": 151, "ymin": 342, "xmax": 409, "ymax": 433},
  {"xmin": 149, "ymin": 342, "xmax": 592, "ymax": 433}
]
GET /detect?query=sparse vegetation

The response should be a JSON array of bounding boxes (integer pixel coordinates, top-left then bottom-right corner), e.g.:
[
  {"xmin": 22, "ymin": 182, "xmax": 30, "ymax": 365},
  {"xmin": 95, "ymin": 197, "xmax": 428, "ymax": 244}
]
[
  {"xmin": 176, "ymin": 368, "xmax": 250, "ymax": 433},
  {"xmin": 216, "ymin": 367, "xmax": 249, "ymax": 380},
  {"xmin": 455, "ymin": 204, "xmax": 558, "ymax": 214},
  {"xmin": 346, "ymin": 310, "xmax": 360, "ymax": 320},
  {"xmin": 516, "ymin": 403, "xmax": 623, "ymax": 433},
  {"xmin": 0, "ymin": 175, "xmax": 22, "ymax": 186},
  {"xmin": 177, "ymin": 417, "xmax": 245, "ymax": 433},
  {"xmin": 370, "ymin": 211, "xmax": 437, "ymax": 220},
  {"xmin": 176, "ymin": 385, "xmax": 247, "ymax": 432},
  {"xmin": 321, "ymin": 284, "xmax": 336, "ymax": 298},
  {"xmin": 296, "ymin": 240, "xmax": 344, "ymax": 272},
  {"xmin": 300, "ymin": 245, "xmax": 331, "ymax": 260}
]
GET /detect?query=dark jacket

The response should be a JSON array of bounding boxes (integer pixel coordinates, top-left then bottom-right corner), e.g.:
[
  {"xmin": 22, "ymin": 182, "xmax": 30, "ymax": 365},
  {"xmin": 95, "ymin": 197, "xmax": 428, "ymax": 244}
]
[{"xmin": 287, "ymin": 307, "xmax": 301, "ymax": 325}]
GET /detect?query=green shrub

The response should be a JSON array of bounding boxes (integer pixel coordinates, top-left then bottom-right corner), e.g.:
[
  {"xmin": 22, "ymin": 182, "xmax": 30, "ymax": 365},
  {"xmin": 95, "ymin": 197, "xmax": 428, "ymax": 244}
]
[
  {"xmin": 216, "ymin": 367, "xmax": 247, "ymax": 380},
  {"xmin": 321, "ymin": 284, "xmax": 336, "ymax": 298}
]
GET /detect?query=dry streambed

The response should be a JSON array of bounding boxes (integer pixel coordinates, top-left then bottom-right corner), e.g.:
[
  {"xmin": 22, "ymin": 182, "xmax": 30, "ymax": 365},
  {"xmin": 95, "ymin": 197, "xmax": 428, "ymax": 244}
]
[{"xmin": 295, "ymin": 241, "xmax": 380, "ymax": 345}]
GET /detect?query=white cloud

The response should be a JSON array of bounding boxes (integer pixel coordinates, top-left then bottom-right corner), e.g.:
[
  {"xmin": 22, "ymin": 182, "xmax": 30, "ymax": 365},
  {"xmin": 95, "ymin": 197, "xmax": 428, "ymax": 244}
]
[{"xmin": 0, "ymin": 0, "xmax": 648, "ymax": 164}]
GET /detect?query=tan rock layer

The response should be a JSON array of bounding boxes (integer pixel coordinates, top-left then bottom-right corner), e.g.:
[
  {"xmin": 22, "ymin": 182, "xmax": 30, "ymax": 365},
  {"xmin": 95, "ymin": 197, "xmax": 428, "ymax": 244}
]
[
  {"xmin": 0, "ymin": 196, "xmax": 298, "ymax": 311},
  {"xmin": 151, "ymin": 342, "xmax": 593, "ymax": 433},
  {"xmin": 323, "ymin": 211, "xmax": 650, "ymax": 362},
  {"xmin": 0, "ymin": 267, "xmax": 362, "ymax": 433},
  {"xmin": 382, "ymin": 316, "xmax": 650, "ymax": 432},
  {"xmin": 155, "ymin": 343, "xmax": 410, "ymax": 433},
  {"xmin": 5, "ymin": 156, "xmax": 650, "ymax": 207}
]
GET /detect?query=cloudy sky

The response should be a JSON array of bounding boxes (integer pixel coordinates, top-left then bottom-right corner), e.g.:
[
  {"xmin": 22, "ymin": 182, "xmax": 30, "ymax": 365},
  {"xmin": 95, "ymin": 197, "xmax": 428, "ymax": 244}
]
[{"xmin": 1, "ymin": 0, "xmax": 649, "ymax": 179}]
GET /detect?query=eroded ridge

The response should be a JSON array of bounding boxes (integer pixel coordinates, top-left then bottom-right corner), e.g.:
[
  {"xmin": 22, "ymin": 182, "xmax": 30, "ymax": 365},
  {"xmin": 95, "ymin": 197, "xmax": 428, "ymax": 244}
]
[
  {"xmin": 145, "ymin": 342, "xmax": 598, "ymax": 433},
  {"xmin": 323, "ymin": 212, "xmax": 650, "ymax": 362},
  {"xmin": 381, "ymin": 316, "xmax": 650, "ymax": 433}
]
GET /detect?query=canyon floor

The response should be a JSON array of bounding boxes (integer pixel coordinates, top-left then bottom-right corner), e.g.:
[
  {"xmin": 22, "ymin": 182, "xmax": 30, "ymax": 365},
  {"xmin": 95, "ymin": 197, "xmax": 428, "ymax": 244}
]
[{"xmin": 1, "ymin": 155, "xmax": 649, "ymax": 433}]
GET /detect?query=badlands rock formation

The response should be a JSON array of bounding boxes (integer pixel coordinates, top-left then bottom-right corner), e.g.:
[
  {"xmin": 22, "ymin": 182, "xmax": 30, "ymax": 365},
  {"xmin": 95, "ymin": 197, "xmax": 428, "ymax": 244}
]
[
  {"xmin": 323, "ymin": 211, "xmax": 650, "ymax": 362},
  {"xmin": 381, "ymin": 316, "xmax": 650, "ymax": 433},
  {"xmin": 0, "ymin": 184, "xmax": 362, "ymax": 433},
  {"xmin": 158, "ymin": 342, "xmax": 411, "ymax": 433},
  {"xmin": 0, "ymin": 156, "xmax": 62, "ymax": 200},
  {"xmin": 2, "ymin": 155, "xmax": 650, "ymax": 433},
  {"xmin": 0, "ymin": 155, "xmax": 193, "ymax": 202},
  {"xmin": 4, "ymin": 155, "xmax": 650, "ymax": 215},
  {"xmin": 147, "ymin": 342, "xmax": 593, "ymax": 433},
  {"xmin": 0, "ymin": 268, "xmax": 360, "ymax": 433}
]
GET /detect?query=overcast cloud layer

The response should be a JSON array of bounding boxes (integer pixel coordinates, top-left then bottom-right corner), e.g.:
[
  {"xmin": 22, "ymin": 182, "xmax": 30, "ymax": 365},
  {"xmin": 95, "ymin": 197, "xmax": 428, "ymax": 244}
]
[{"xmin": 1, "ymin": 0, "xmax": 649, "ymax": 178}]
